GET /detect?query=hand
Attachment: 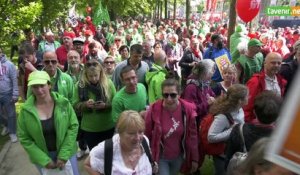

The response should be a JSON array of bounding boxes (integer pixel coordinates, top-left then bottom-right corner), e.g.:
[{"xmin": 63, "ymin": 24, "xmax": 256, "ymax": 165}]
[
  {"xmin": 56, "ymin": 159, "xmax": 66, "ymax": 170},
  {"xmin": 152, "ymin": 162, "xmax": 159, "ymax": 174},
  {"xmin": 85, "ymin": 99, "xmax": 94, "ymax": 109},
  {"xmin": 84, "ymin": 156, "xmax": 101, "ymax": 175},
  {"xmin": 11, "ymin": 97, "xmax": 18, "ymax": 103},
  {"xmin": 93, "ymin": 102, "xmax": 106, "ymax": 110},
  {"xmin": 207, "ymin": 94, "xmax": 215, "ymax": 105},
  {"xmin": 24, "ymin": 61, "xmax": 36, "ymax": 71},
  {"xmin": 45, "ymin": 161, "xmax": 57, "ymax": 169},
  {"xmin": 190, "ymin": 161, "xmax": 199, "ymax": 173}
]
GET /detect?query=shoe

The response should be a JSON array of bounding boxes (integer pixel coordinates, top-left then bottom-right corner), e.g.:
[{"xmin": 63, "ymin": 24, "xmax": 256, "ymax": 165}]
[
  {"xmin": 76, "ymin": 150, "xmax": 86, "ymax": 159},
  {"xmin": 1, "ymin": 127, "xmax": 8, "ymax": 136},
  {"xmin": 9, "ymin": 134, "xmax": 18, "ymax": 143}
]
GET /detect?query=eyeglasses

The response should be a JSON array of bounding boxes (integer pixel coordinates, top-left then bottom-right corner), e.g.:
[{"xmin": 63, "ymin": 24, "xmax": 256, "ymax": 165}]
[
  {"xmin": 104, "ymin": 61, "xmax": 115, "ymax": 64},
  {"xmin": 162, "ymin": 93, "xmax": 177, "ymax": 99},
  {"xmin": 85, "ymin": 62, "xmax": 99, "ymax": 67},
  {"xmin": 44, "ymin": 60, "xmax": 58, "ymax": 65}
]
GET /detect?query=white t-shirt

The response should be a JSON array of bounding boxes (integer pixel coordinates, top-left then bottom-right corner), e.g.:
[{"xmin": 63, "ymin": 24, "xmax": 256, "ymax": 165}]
[{"xmin": 90, "ymin": 134, "xmax": 152, "ymax": 175}]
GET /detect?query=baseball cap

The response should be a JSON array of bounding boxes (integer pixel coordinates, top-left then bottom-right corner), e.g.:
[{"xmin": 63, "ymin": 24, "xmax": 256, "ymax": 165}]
[
  {"xmin": 63, "ymin": 31, "xmax": 76, "ymax": 39},
  {"xmin": 28, "ymin": 71, "xmax": 50, "ymax": 86},
  {"xmin": 248, "ymin": 39, "xmax": 263, "ymax": 47},
  {"xmin": 73, "ymin": 37, "xmax": 85, "ymax": 45}
]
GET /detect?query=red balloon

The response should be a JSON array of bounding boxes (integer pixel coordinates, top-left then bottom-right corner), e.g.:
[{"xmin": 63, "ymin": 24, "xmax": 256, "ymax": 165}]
[
  {"xmin": 236, "ymin": 0, "xmax": 260, "ymax": 23},
  {"xmin": 86, "ymin": 6, "xmax": 92, "ymax": 14}
]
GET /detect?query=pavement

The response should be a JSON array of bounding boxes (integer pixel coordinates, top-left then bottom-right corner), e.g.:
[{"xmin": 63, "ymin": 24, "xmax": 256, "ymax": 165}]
[{"xmin": 0, "ymin": 140, "xmax": 89, "ymax": 175}]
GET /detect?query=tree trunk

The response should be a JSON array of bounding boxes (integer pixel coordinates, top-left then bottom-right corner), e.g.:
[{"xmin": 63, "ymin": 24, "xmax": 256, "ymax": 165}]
[
  {"xmin": 160, "ymin": 1, "xmax": 163, "ymax": 19},
  {"xmin": 186, "ymin": 0, "xmax": 190, "ymax": 30},
  {"xmin": 165, "ymin": 0, "xmax": 168, "ymax": 19},
  {"xmin": 173, "ymin": 0, "xmax": 177, "ymax": 20},
  {"xmin": 227, "ymin": 0, "xmax": 237, "ymax": 50}
]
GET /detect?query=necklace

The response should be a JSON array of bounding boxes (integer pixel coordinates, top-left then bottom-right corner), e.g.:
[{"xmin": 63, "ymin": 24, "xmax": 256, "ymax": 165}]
[{"xmin": 122, "ymin": 147, "xmax": 142, "ymax": 170}]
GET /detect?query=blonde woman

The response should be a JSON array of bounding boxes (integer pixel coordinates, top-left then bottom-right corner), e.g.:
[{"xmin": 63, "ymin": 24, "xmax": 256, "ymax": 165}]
[
  {"xmin": 73, "ymin": 60, "xmax": 116, "ymax": 149},
  {"xmin": 85, "ymin": 110, "xmax": 154, "ymax": 175},
  {"xmin": 211, "ymin": 64, "xmax": 238, "ymax": 96}
]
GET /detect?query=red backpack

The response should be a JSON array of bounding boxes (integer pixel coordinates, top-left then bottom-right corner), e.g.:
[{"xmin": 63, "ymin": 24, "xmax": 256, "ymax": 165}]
[{"xmin": 199, "ymin": 113, "xmax": 234, "ymax": 155}]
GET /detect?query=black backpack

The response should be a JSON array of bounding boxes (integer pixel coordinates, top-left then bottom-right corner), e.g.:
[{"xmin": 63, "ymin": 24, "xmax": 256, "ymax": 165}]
[{"xmin": 104, "ymin": 137, "xmax": 154, "ymax": 175}]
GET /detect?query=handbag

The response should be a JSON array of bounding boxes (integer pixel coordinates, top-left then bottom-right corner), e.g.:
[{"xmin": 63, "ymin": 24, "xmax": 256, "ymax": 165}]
[
  {"xmin": 41, "ymin": 160, "xmax": 74, "ymax": 175},
  {"xmin": 226, "ymin": 124, "xmax": 248, "ymax": 175}
]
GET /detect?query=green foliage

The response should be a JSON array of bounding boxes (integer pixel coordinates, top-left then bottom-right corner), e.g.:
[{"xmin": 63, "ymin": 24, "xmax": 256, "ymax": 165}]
[{"xmin": 0, "ymin": 1, "xmax": 42, "ymax": 46}]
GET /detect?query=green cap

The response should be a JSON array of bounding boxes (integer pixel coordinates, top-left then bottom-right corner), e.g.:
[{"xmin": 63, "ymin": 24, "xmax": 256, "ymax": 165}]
[
  {"xmin": 248, "ymin": 39, "xmax": 263, "ymax": 47},
  {"xmin": 28, "ymin": 71, "xmax": 50, "ymax": 86}
]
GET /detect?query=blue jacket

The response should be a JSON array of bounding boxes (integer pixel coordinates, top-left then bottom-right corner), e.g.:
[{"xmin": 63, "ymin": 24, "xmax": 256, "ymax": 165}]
[{"xmin": 203, "ymin": 46, "xmax": 232, "ymax": 82}]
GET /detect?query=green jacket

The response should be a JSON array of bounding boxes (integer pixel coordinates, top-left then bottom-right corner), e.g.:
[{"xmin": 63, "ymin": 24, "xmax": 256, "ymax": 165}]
[
  {"xmin": 145, "ymin": 64, "xmax": 167, "ymax": 104},
  {"xmin": 17, "ymin": 92, "xmax": 78, "ymax": 166},
  {"xmin": 27, "ymin": 69, "xmax": 74, "ymax": 103},
  {"xmin": 73, "ymin": 79, "xmax": 116, "ymax": 132},
  {"xmin": 229, "ymin": 32, "xmax": 249, "ymax": 64},
  {"xmin": 38, "ymin": 40, "xmax": 61, "ymax": 53}
]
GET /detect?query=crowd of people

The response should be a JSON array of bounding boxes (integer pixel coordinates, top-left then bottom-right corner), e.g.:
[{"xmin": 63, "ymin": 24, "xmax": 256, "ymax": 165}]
[{"xmin": 0, "ymin": 16, "xmax": 299, "ymax": 175}]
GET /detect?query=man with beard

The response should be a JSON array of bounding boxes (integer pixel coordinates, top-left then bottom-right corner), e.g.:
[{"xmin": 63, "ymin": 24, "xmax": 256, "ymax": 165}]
[
  {"xmin": 66, "ymin": 50, "xmax": 84, "ymax": 83},
  {"xmin": 27, "ymin": 51, "xmax": 74, "ymax": 102},
  {"xmin": 66, "ymin": 50, "xmax": 88, "ymax": 159},
  {"xmin": 243, "ymin": 52, "xmax": 286, "ymax": 123},
  {"xmin": 203, "ymin": 34, "xmax": 231, "ymax": 82},
  {"xmin": 85, "ymin": 42, "xmax": 107, "ymax": 64},
  {"xmin": 56, "ymin": 31, "xmax": 76, "ymax": 70}
]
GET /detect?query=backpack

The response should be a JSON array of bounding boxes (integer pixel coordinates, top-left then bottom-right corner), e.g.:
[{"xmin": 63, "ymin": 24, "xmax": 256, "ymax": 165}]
[
  {"xmin": 226, "ymin": 124, "xmax": 248, "ymax": 174},
  {"xmin": 199, "ymin": 113, "xmax": 234, "ymax": 155},
  {"xmin": 104, "ymin": 137, "xmax": 154, "ymax": 175}
]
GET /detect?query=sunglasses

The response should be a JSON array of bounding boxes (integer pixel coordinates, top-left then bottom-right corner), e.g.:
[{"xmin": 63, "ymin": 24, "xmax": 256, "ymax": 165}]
[
  {"xmin": 85, "ymin": 62, "xmax": 99, "ymax": 67},
  {"xmin": 162, "ymin": 93, "xmax": 177, "ymax": 99},
  {"xmin": 104, "ymin": 61, "xmax": 115, "ymax": 64},
  {"xmin": 44, "ymin": 60, "xmax": 58, "ymax": 65}
]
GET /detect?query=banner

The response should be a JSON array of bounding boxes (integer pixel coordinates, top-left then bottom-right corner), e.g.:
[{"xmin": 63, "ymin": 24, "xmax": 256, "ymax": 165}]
[
  {"xmin": 214, "ymin": 54, "xmax": 231, "ymax": 78},
  {"xmin": 67, "ymin": 4, "xmax": 78, "ymax": 27},
  {"xmin": 93, "ymin": 1, "xmax": 110, "ymax": 26}
]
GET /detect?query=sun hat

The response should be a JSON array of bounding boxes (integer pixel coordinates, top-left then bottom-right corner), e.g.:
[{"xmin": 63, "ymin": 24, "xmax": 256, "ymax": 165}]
[
  {"xmin": 248, "ymin": 39, "xmax": 263, "ymax": 47},
  {"xmin": 28, "ymin": 71, "xmax": 50, "ymax": 86},
  {"xmin": 73, "ymin": 37, "xmax": 85, "ymax": 45}
]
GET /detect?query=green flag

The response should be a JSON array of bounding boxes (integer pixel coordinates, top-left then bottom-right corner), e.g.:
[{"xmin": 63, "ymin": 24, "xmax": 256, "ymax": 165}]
[{"xmin": 93, "ymin": 1, "xmax": 110, "ymax": 26}]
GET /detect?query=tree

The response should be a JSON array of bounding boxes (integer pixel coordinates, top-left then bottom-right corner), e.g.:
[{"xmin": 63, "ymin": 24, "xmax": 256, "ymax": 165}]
[
  {"xmin": 186, "ymin": 0, "xmax": 190, "ymax": 29},
  {"xmin": 0, "ymin": 1, "xmax": 42, "ymax": 46},
  {"xmin": 227, "ymin": 0, "xmax": 237, "ymax": 50}
]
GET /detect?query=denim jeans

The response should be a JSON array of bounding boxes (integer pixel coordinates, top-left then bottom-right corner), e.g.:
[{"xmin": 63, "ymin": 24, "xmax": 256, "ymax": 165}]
[
  {"xmin": 0, "ymin": 94, "xmax": 17, "ymax": 134},
  {"xmin": 158, "ymin": 154, "xmax": 183, "ymax": 175},
  {"xmin": 35, "ymin": 151, "xmax": 80, "ymax": 175}
]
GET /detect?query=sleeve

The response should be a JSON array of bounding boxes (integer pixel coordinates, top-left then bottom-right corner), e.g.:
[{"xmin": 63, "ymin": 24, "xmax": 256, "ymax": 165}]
[
  {"xmin": 67, "ymin": 76, "xmax": 75, "ymax": 103},
  {"xmin": 188, "ymin": 105, "xmax": 199, "ymax": 162},
  {"xmin": 243, "ymin": 77, "xmax": 259, "ymax": 123},
  {"xmin": 72, "ymin": 82, "xmax": 85, "ymax": 111},
  {"xmin": 17, "ymin": 110, "xmax": 51, "ymax": 166},
  {"xmin": 108, "ymin": 80, "xmax": 117, "ymax": 104},
  {"xmin": 10, "ymin": 63, "xmax": 19, "ymax": 98},
  {"xmin": 57, "ymin": 102, "xmax": 79, "ymax": 161},
  {"xmin": 111, "ymin": 95, "xmax": 124, "ymax": 123},
  {"xmin": 90, "ymin": 141, "xmax": 105, "ymax": 173},
  {"xmin": 207, "ymin": 114, "xmax": 232, "ymax": 143}
]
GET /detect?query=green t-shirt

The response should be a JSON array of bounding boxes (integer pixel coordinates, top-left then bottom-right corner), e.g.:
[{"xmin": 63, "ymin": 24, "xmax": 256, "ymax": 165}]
[
  {"xmin": 112, "ymin": 83, "xmax": 147, "ymax": 122},
  {"xmin": 237, "ymin": 52, "xmax": 264, "ymax": 84},
  {"xmin": 73, "ymin": 79, "xmax": 116, "ymax": 132}
]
